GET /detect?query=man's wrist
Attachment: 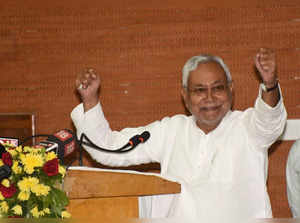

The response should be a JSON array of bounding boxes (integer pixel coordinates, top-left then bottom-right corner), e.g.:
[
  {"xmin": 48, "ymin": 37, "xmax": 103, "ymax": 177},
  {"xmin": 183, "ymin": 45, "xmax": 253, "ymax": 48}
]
[
  {"xmin": 83, "ymin": 99, "xmax": 99, "ymax": 112},
  {"xmin": 261, "ymin": 80, "xmax": 279, "ymax": 92}
]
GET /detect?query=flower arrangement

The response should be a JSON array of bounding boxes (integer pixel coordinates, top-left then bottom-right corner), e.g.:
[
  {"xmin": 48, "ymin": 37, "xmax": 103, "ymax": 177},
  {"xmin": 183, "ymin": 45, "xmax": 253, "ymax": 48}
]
[{"xmin": 0, "ymin": 143, "xmax": 71, "ymax": 218}]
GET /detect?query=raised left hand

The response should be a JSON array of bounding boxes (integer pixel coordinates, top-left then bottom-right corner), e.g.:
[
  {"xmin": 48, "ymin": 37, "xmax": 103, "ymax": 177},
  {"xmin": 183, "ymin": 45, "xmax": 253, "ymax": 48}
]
[{"xmin": 255, "ymin": 48, "xmax": 277, "ymax": 88}]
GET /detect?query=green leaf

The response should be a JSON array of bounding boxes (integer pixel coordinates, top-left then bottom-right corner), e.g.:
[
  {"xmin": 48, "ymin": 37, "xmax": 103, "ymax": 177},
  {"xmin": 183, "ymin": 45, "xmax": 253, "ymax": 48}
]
[{"xmin": 48, "ymin": 188, "xmax": 69, "ymax": 217}]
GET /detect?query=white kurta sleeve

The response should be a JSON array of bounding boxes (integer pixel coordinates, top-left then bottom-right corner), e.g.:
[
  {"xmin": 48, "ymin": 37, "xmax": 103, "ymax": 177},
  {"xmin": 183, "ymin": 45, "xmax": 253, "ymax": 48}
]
[
  {"xmin": 243, "ymin": 84, "xmax": 287, "ymax": 150},
  {"xmin": 71, "ymin": 102, "xmax": 166, "ymax": 167}
]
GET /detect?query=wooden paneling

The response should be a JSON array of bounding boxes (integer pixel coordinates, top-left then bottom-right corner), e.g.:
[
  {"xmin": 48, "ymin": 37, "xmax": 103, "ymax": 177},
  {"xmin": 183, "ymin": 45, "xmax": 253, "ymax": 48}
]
[
  {"xmin": 63, "ymin": 169, "xmax": 180, "ymax": 199},
  {"xmin": 64, "ymin": 169, "xmax": 180, "ymax": 219},
  {"xmin": 67, "ymin": 197, "xmax": 139, "ymax": 219},
  {"xmin": 0, "ymin": 113, "xmax": 34, "ymax": 145}
]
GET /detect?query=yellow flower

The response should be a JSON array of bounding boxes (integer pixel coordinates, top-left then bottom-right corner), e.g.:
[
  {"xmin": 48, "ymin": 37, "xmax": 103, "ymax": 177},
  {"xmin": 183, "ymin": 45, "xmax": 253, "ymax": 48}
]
[
  {"xmin": 12, "ymin": 161, "xmax": 22, "ymax": 174},
  {"xmin": 0, "ymin": 145, "xmax": 69, "ymax": 218},
  {"xmin": 23, "ymin": 146, "xmax": 42, "ymax": 154},
  {"xmin": 0, "ymin": 201, "xmax": 9, "ymax": 213},
  {"xmin": 31, "ymin": 184, "xmax": 50, "ymax": 196},
  {"xmin": 12, "ymin": 205, "xmax": 22, "ymax": 215},
  {"xmin": 46, "ymin": 151, "xmax": 57, "ymax": 161},
  {"xmin": 39, "ymin": 210, "xmax": 45, "ymax": 217},
  {"xmin": 61, "ymin": 211, "xmax": 71, "ymax": 218},
  {"xmin": 16, "ymin": 146, "xmax": 22, "ymax": 153},
  {"xmin": 23, "ymin": 146, "xmax": 31, "ymax": 153},
  {"xmin": 59, "ymin": 165, "xmax": 66, "ymax": 177},
  {"xmin": 43, "ymin": 208, "xmax": 50, "ymax": 214},
  {"xmin": 30, "ymin": 206, "xmax": 40, "ymax": 218},
  {"xmin": 20, "ymin": 153, "xmax": 44, "ymax": 174},
  {"xmin": 18, "ymin": 177, "xmax": 39, "ymax": 192},
  {"xmin": 17, "ymin": 191, "xmax": 30, "ymax": 201},
  {"xmin": 7, "ymin": 149, "xmax": 17, "ymax": 157},
  {"xmin": 31, "ymin": 147, "xmax": 42, "ymax": 154},
  {"xmin": 1, "ymin": 179, "xmax": 10, "ymax": 188},
  {"xmin": 38, "ymin": 207, "xmax": 51, "ymax": 217}
]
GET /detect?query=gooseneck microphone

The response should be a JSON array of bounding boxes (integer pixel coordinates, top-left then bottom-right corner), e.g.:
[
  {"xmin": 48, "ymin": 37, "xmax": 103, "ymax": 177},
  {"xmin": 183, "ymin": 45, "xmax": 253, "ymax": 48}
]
[
  {"xmin": 126, "ymin": 131, "xmax": 150, "ymax": 148},
  {"xmin": 77, "ymin": 131, "xmax": 150, "ymax": 166},
  {"xmin": 79, "ymin": 131, "xmax": 150, "ymax": 153}
]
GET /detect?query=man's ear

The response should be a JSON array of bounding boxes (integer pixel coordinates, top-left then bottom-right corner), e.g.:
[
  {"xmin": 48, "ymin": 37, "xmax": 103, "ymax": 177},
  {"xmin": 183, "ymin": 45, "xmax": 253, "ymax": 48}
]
[
  {"xmin": 181, "ymin": 87, "xmax": 187, "ymax": 102},
  {"xmin": 181, "ymin": 87, "xmax": 189, "ymax": 109},
  {"xmin": 228, "ymin": 81, "xmax": 234, "ymax": 108},
  {"xmin": 181, "ymin": 87, "xmax": 191, "ymax": 115}
]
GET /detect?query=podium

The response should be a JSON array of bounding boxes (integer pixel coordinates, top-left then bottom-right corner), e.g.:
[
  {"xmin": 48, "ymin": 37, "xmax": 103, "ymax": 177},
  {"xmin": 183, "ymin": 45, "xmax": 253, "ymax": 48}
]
[{"xmin": 63, "ymin": 167, "xmax": 181, "ymax": 219}]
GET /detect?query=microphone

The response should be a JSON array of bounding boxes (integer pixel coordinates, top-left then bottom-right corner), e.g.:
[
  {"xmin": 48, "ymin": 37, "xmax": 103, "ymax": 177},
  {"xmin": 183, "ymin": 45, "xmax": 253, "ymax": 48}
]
[
  {"xmin": 139, "ymin": 131, "xmax": 150, "ymax": 142},
  {"xmin": 38, "ymin": 129, "xmax": 76, "ymax": 162},
  {"xmin": 80, "ymin": 131, "xmax": 151, "ymax": 153},
  {"xmin": 0, "ymin": 143, "xmax": 6, "ymax": 158},
  {"xmin": 0, "ymin": 165, "xmax": 11, "ymax": 181},
  {"xmin": 128, "ymin": 131, "xmax": 150, "ymax": 147},
  {"xmin": 77, "ymin": 130, "xmax": 150, "ymax": 166}
]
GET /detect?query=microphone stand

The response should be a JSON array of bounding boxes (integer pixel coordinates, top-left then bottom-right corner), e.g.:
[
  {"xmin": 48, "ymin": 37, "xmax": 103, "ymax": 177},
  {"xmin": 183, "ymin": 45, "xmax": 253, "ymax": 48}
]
[{"xmin": 77, "ymin": 131, "xmax": 150, "ymax": 166}]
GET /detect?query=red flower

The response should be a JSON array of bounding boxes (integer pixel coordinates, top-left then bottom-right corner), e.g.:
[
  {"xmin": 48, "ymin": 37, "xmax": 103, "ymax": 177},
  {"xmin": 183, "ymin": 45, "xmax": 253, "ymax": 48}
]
[
  {"xmin": 2, "ymin": 152, "xmax": 12, "ymax": 167},
  {"xmin": 0, "ymin": 183, "xmax": 17, "ymax": 198},
  {"xmin": 43, "ymin": 158, "xmax": 59, "ymax": 176}
]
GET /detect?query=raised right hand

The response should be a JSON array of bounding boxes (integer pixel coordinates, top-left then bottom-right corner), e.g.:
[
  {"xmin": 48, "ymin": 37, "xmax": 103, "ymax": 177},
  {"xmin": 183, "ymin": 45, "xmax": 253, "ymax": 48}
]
[{"xmin": 76, "ymin": 68, "xmax": 101, "ymax": 112}]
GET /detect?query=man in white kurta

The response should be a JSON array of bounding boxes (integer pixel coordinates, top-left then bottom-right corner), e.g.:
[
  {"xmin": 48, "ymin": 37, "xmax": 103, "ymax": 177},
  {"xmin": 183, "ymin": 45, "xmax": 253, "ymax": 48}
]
[
  {"xmin": 71, "ymin": 48, "xmax": 287, "ymax": 221},
  {"xmin": 286, "ymin": 139, "xmax": 300, "ymax": 217}
]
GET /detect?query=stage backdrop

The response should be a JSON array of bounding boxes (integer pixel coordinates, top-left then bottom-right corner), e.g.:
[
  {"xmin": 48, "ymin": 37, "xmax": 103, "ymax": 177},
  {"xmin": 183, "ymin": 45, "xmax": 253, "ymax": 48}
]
[{"xmin": 0, "ymin": 0, "xmax": 299, "ymax": 217}]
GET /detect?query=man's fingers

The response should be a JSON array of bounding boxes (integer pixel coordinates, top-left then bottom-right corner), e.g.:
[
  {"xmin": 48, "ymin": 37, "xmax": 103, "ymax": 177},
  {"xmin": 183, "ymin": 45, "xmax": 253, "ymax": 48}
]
[
  {"xmin": 76, "ymin": 67, "xmax": 100, "ymax": 91},
  {"xmin": 76, "ymin": 79, "xmax": 83, "ymax": 90},
  {"xmin": 260, "ymin": 61, "xmax": 274, "ymax": 69},
  {"xmin": 256, "ymin": 48, "xmax": 275, "ymax": 72}
]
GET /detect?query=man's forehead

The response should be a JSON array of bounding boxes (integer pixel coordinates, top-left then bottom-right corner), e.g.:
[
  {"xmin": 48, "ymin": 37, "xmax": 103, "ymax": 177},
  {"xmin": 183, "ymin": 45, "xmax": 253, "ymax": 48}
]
[
  {"xmin": 188, "ymin": 62, "xmax": 228, "ymax": 85},
  {"xmin": 190, "ymin": 80, "xmax": 226, "ymax": 87}
]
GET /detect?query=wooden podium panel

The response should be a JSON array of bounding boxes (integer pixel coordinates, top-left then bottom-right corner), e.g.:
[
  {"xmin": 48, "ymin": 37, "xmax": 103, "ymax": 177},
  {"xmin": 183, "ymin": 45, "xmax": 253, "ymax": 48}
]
[
  {"xmin": 64, "ymin": 169, "xmax": 180, "ymax": 199},
  {"xmin": 63, "ymin": 168, "xmax": 181, "ymax": 219},
  {"xmin": 67, "ymin": 197, "xmax": 139, "ymax": 219}
]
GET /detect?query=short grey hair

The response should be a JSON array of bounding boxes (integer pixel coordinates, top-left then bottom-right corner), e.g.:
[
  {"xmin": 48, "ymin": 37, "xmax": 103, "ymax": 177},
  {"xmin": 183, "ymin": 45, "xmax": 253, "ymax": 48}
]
[{"xmin": 182, "ymin": 54, "xmax": 232, "ymax": 88}]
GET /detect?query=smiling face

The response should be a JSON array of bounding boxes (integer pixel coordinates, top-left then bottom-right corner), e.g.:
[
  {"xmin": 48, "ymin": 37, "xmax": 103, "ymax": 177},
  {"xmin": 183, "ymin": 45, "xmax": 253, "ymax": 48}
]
[{"xmin": 181, "ymin": 61, "xmax": 233, "ymax": 133}]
